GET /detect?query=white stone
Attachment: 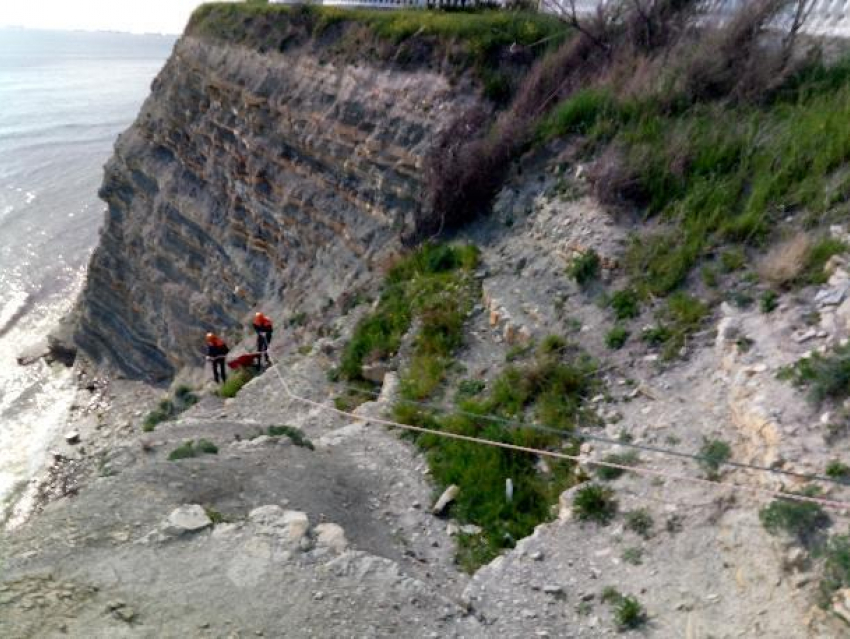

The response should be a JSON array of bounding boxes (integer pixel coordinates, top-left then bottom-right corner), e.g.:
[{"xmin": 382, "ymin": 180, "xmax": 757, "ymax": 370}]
[
  {"xmin": 249, "ymin": 505, "xmax": 310, "ymax": 543},
  {"xmin": 314, "ymin": 523, "xmax": 348, "ymax": 553},
  {"xmin": 432, "ymin": 484, "xmax": 460, "ymax": 515},
  {"xmin": 460, "ymin": 524, "xmax": 482, "ymax": 535},
  {"xmin": 163, "ymin": 505, "xmax": 212, "ymax": 536},
  {"xmin": 65, "ymin": 431, "xmax": 80, "ymax": 445}
]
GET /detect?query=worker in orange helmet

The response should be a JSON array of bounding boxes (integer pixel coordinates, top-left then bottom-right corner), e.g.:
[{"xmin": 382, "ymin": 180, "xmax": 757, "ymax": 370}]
[
  {"xmin": 205, "ymin": 332, "xmax": 230, "ymax": 383},
  {"xmin": 252, "ymin": 312, "xmax": 273, "ymax": 369}
]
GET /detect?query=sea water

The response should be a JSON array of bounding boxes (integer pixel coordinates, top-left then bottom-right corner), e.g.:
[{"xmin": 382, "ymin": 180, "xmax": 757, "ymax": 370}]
[{"xmin": 0, "ymin": 28, "xmax": 174, "ymax": 521}]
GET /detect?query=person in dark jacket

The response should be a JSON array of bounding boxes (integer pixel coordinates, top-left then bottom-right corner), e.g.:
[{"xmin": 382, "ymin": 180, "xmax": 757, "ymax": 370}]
[
  {"xmin": 252, "ymin": 312, "xmax": 273, "ymax": 369},
  {"xmin": 205, "ymin": 332, "xmax": 229, "ymax": 383}
]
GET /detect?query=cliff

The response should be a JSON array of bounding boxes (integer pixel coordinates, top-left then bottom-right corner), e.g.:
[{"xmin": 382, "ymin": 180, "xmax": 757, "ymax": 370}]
[{"xmin": 73, "ymin": 5, "xmax": 561, "ymax": 380}]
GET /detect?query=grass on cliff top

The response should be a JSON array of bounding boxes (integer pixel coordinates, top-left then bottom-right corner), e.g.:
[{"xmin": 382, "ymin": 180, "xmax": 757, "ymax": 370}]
[
  {"xmin": 534, "ymin": 43, "xmax": 850, "ymax": 297},
  {"xmin": 142, "ymin": 384, "xmax": 199, "ymax": 431},
  {"xmin": 189, "ymin": 3, "xmax": 564, "ymax": 76}
]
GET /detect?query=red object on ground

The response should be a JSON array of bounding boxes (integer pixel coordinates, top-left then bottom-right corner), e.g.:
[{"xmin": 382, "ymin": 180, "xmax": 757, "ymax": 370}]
[{"xmin": 227, "ymin": 354, "xmax": 257, "ymax": 370}]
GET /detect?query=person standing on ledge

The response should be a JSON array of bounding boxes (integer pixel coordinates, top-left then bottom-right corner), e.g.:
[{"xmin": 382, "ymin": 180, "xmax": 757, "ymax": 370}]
[
  {"xmin": 205, "ymin": 332, "xmax": 229, "ymax": 384},
  {"xmin": 253, "ymin": 311, "xmax": 273, "ymax": 369}
]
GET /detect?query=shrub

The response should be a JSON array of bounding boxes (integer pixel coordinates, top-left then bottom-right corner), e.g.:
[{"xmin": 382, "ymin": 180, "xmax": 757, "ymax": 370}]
[
  {"xmin": 538, "ymin": 334, "xmax": 567, "ymax": 356},
  {"xmin": 614, "ymin": 595, "xmax": 647, "ymax": 631},
  {"xmin": 456, "ymin": 378, "xmax": 486, "ymax": 400},
  {"xmin": 759, "ymin": 234, "xmax": 813, "ymax": 287},
  {"xmin": 641, "ymin": 325, "xmax": 671, "ymax": 346},
  {"xmin": 596, "ymin": 452, "xmax": 640, "ymax": 481},
  {"xmin": 759, "ymin": 490, "xmax": 830, "ymax": 545},
  {"xmin": 605, "ymin": 326, "xmax": 630, "ymax": 350},
  {"xmin": 826, "ymin": 460, "xmax": 850, "ymax": 482},
  {"xmin": 567, "ymin": 250, "xmax": 601, "ymax": 288},
  {"xmin": 621, "ymin": 547, "xmax": 643, "ymax": 565},
  {"xmin": 168, "ymin": 441, "xmax": 198, "ymax": 461},
  {"xmin": 196, "ymin": 439, "xmax": 219, "ymax": 455},
  {"xmin": 267, "ymin": 425, "xmax": 315, "ymax": 450},
  {"xmin": 203, "ymin": 507, "xmax": 233, "ymax": 525},
  {"xmin": 783, "ymin": 344, "xmax": 850, "ymax": 404},
  {"xmin": 610, "ymin": 288, "xmax": 640, "ymax": 320},
  {"xmin": 720, "ymin": 248, "xmax": 746, "ymax": 273},
  {"xmin": 625, "ymin": 508, "xmax": 654, "ymax": 539},
  {"xmin": 601, "ymin": 586, "xmax": 622, "ymax": 604},
  {"xmin": 818, "ymin": 534, "xmax": 850, "ymax": 608},
  {"xmin": 573, "ymin": 484, "xmax": 617, "ymax": 525},
  {"xmin": 760, "ymin": 290, "xmax": 779, "ymax": 313},
  {"xmin": 218, "ymin": 369, "xmax": 255, "ymax": 399},
  {"xmin": 698, "ymin": 438, "xmax": 731, "ymax": 479}
]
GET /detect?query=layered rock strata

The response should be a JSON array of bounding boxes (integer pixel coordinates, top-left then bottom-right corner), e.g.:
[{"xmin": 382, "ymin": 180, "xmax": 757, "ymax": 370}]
[{"xmin": 75, "ymin": 35, "xmax": 481, "ymax": 380}]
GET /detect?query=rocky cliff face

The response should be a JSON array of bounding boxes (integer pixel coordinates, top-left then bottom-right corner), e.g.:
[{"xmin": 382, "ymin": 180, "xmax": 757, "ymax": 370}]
[{"xmin": 74, "ymin": 34, "xmax": 482, "ymax": 380}]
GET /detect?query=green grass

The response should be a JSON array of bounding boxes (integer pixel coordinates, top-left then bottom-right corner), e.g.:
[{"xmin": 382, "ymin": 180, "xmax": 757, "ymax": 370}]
[
  {"xmin": 609, "ymin": 288, "xmax": 640, "ymax": 320},
  {"xmin": 392, "ymin": 345, "xmax": 598, "ymax": 571},
  {"xmin": 621, "ymin": 546, "xmax": 643, "ymax": 565},
  {"xmin": 613, "ymin": 595, "xmax": 647, "ymax": 632},
  {"xmin": 817, "ymin": 533, "xmax": 850, "ymax": 608},
  {"xmin": 760, "ymin": 290, "xmax": 779, "ymax": 313},
  {"xmin": 188, "ymin": 4, "xmax": 565, "ymax": 89},
  {"xmin": 217, "ymin": 368, "xmax": 256, "ymax": 399},
  {"xmin": 340, "ymin": 243, "xmax": 479, "ymax": 396},
  {"xmin": 572, "ymin": 484, "xmax": 617, "ymax": 525},
  {"xmin": 605, "ymin": 326, "xmax": 629, "ymax": 350},
  {"xmin": 698, "ymin": 438, "xmax": 731, "ymax": 480},
  {"xmin": 567, "ymin": 250, "xmax": 601, "ymax": 288},
  {"xmin": 781, "ymin": 343, "xmax": 850, "ymax": 404},
  {"xmin": 537, "ymin": 58, "xmax": 850, "ymax": 297},
  {"xmin": 826, "ymin": 460, "xmax": 850, "ymax": 482},
  {"xmin": 167, "ymin": 439, "xmax": 219, "ymax": 461},
  {"xmin": 142, "ymin": 385, "xmax": 200, "ymax": 431},
  {"xmin": 759, "ymin": 489, "xmax": 830, "ymax": 545},
  {"xmin": 625, "ymin": 508, "xmax": 654, "ymax": 539},
  {"xmin": 596, "ymin": 451, "xmax": 640, "ymax": 480},
  {"xmin": 267, "ymin": 424, "xmax": 315, "ymax": 450}
]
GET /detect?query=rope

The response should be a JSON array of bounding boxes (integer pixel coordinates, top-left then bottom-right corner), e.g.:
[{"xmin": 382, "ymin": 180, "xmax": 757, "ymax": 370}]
[
  {"xmin": 264, "ymin": 355, "xmax": 850, "ymax": 514},
  {"xmin": 295, "ymin": 371, "xmax": 850, "ymax": 489}
]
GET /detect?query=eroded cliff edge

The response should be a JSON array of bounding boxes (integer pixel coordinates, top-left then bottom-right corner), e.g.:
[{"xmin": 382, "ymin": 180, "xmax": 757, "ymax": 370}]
[{"xmin": 73, "ymin": 19, "xmax": 485, "ymax": 380}]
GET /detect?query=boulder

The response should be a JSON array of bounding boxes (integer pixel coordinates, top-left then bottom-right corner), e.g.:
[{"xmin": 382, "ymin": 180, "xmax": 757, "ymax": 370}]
[
  {"xmin": 249, "ymin": 505, "xmax": 310, "ymax": 544},
  {"xmin": 361, "ymin": 362, "xmax": 388, "ymax": 384},
  {"xmin": 163, "ymin": 505, "xmax": 212, "ymax": 536},
  {"xmin": 314, "ymin": 523, "xmax": 348, "ymax": 553},
  {"xmin": 432, "ymin": 484, "xmax": 460, "ymax": 515}
]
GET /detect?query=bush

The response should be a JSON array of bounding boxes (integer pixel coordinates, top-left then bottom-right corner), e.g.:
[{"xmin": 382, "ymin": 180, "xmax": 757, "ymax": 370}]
[
  {"xmin": 621, "ymin": 547, "xmax": 643, "ymax": 565},
  {"xmin": 759, "ymin": 234, "xmax": 813, "ymax": 287},
  {"xmin": 818, "ymin": 534, "xmax": 850, "ymax": 607},
  {"xmin": 760, "ymin": 290, "xmax": 779, "ymax": 314},
  {"xmin": 759, "ymin": 490, "xmax": 830, "ymax": 545},
  {"xmin": 783, "ymin": 344, "xmax": 850, "ymax": 404},
  {"xmin": 614, "ymin": 595, "xmax": 647, "ymax": 632},
  {"xmin": 596, "ymin": 452, "xmax": 640, "ymax": 481},
  {"xmin": 641, "ymin": 325, "xmax": 671, "ymax": 346},
  {"xmin": 573, "ymin": 484, "xmax": 617, "ymax": 525},
  {"xmin": 605, "ymin": 326, "xmax": 630, "ymax": 350},
  {"xmin": 456, "ymin": 378, "xmax": 486, "ymax": 400},
  {"xmin": 567, "ymin": 250, "xmax": 601, "ymax": 288},
  {"xmin": 625, "ymin": 508, "xmax": 654, "ymax": 539},
  {"xmin": 168, "ymin": 439, "xmax": 218, "ymax": 461},
  {"xmin": 267, "ymin": 425, "xmax": 315, "ymax": 450},
  {"xmin": 698, "ymin": 438, "xmax": 731, "ymax": 479},
  {"xmin": 826, "ymin": 460, "xmax": 850, "ymax": 482},
  {"xmin": 610, "ymin": 288, "xmax": 640, "ymax": 320},
  {"xmin": 218, "ymin": 369, "xmax": 255, "ymax": 399}
]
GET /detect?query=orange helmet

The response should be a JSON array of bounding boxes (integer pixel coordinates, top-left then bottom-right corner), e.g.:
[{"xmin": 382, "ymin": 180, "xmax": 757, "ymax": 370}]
[
  {"xmin": 255, "ymin": 312, "xmax": 263, "ymax": 320},
  {"xmin": 205, "ymin": 332, "xmax": 216, "ymax": 344}
]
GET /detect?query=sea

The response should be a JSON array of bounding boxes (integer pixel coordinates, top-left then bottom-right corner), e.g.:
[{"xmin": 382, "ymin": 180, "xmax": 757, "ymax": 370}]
[{"xmin": 0, "ymin": 28, "xmax": 174, "ymax": 523}]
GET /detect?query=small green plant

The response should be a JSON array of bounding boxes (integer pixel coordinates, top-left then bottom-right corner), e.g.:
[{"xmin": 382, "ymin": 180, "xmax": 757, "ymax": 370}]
[
  {"xmin": 782, "ymin": 344, "xmax": 850, "ymax": 404},
  {"xmin": 197, "ymin": 439, "xmax": 219, "ymax": 455},
  {"xmin": 610, "ymin": 288, "xmax": 640, "ymax": 320},
  {"xmin": 621, "ymin": 547, "xmax": 643, "ymax": 565},
  {"xmin": 601, "ymin": 586, "xmax": 622, "ymax": 604},
  {"xmin": 698, "ymin": 438, "xmax": 731, "ymax": 479},
  {"xmin": 759, "ymin": 488, "xmax": 830, "ymax": 545},
  {"xmin": 817, "ymin": 533, "xmax": 850, "ymax": 608},
  {"xmin": 168, "ymin": 441, "xmax": 198, "ymax": 461},
  {"xmin": 456, "ymin": 378, "xmax": 486, "ymax": 400},
  {"xmin": 614, "ymin": 595, "xmax": 647, "ymax": 631},
  {"xmin": 288, "ymin": 311, "xmax": 308, "ymax": 327},
  {"xmin": 625, "ymin": 508, "xmax": 654, "ymax": 539},
  {"xmin": 641, "ymin": 325, "xmax": 671, "ymax": 346},
  {"xmin": 720, "ymin": 248, "xmax": 746, "ymax": 273},
  {"xmin": 168, "ymin": 439, "xmax": 218, "ymax": 461},
  {"xmin": 573, "ymin": 484, "xmax": 617, "ymax": 525},
  {"xmin": 505, "ymin": 342, "xmax": 534, "ymax": 362},
  {"xmin": 267, "ymin": 425, "xmax": 315, "ymax": 450},
  {"xmin": 567, "ymin": 250, "xmax": 601, "ymax": 288},
  {"xmin": 538, "ymin": 334, "xmax": 567, "ymax": 355},
  {"xmin": 596, "ymin": 452, "xmax": 640, "ymax": 481},
  {"xmin": 218, "ymin": 369, "xmax": 255, "ymax": 399},
  {"xmin": 760, "ymin": 290, "xmax": 779, "ymax": 313},
  {"xmin": 203, "ymin": 506, "xmax": 233, "ymax": 525},
  {"xmin": 826, "ymin": 460, "xmax": 850, "ymax": 481},
  {"xmin": 605, "ymin": 326, "xmax": 630, "ymax": 350}
]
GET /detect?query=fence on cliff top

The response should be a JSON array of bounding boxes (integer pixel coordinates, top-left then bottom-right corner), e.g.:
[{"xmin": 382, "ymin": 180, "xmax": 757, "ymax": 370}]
[{"xmin": 269, "ymin": 0, "xmax": 850, "ymax": 39}]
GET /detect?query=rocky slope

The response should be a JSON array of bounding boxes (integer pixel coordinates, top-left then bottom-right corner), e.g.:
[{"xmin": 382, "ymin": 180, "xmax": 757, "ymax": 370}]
[{"xmin": 72, "ymin": 24, "xmax": 483, "ymax": 380}]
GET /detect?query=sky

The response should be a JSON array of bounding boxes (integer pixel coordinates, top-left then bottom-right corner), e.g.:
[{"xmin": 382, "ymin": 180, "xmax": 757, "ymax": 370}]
[{"xmin": 0, "ymin": 1, "xmax": 223, "ymax": 35}]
